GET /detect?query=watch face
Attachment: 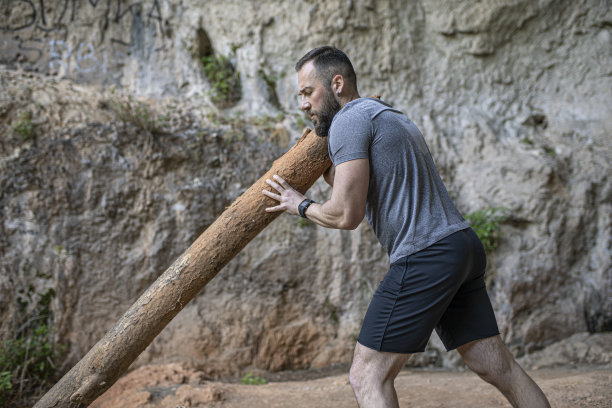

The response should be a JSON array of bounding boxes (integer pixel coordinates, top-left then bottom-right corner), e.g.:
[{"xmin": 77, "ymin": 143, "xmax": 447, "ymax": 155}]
[{"xmin": 299, "ymin": 199, "xmax": 313, "ymax": 218}]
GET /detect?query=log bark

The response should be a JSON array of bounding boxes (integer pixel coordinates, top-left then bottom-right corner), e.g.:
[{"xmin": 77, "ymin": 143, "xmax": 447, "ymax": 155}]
[{"xmin": 34, "ymin": 128, "xmax": 330, "ymax": 408}]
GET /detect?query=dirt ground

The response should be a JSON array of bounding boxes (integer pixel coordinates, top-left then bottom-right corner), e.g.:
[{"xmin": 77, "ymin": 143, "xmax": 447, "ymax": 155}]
[{"xmin": 91, "ymin": 364, "xmax": 612, "ymax": 408}]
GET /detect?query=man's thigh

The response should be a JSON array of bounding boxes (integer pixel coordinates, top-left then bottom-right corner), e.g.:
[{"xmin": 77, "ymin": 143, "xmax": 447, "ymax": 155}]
[{"xmin": 358, "ymin": 230, "xmax": 474, "ymax": 353}]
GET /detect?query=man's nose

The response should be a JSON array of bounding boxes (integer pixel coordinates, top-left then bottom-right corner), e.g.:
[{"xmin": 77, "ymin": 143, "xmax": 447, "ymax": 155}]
[{"xmin": 301, "ymin": 99, "xmax": 311, "ymax": 111}]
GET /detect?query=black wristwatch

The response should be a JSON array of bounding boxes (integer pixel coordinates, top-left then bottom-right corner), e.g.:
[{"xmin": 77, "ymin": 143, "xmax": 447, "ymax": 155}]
[{"xmin": 298, "ymin": 198, "xmax": 315, "ymax": 218}]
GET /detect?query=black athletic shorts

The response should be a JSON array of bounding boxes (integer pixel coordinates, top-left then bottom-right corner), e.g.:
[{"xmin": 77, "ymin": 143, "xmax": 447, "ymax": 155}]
[{"xmin": 357, "ymin": 228, "xmax": 500, "ymax": 353}]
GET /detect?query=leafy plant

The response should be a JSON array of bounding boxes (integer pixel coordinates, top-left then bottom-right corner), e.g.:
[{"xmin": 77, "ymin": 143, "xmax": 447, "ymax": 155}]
[
  {"xmin": 201, "ymin": 54, "xmax": 242, "ymax": 108},
  {"xmin": 240, "ymin": 371, "xmax": 267, "ymax": 385},
  {"xmin": 222, "ymin": 127, "xmax": 245, "ymax": 143},
  {"xmin": 465, "ymin": 207, "xmax": 507, "ymax": 253},
  {"xmin": 324, "ymin": 298, "xmax": 339, "ymax": 323},
  {"xmin": 544, "ymin": 147, "xmax": 557, "ymax": 157},
  {"xmin": 0, "ymin": 287, "xmax": 65, "ymax": 406},
  {"xmin": 294, "ymin": 112, "xmax": 307, "ymax": 130},
  {"xmin": 0, "ymin": 371, "xmax": 12, "ymax": 404},
  {"xmin": 13, "ymin": 111, "xmax": 34, "ymax": 140},
  {"xmin": 297, "ymin": 217, "xmax": 313, "ymax": 228},
  {"xmin": 258, "ymin": 68, "xmax": 280, "ymax": 108},
  {"xmin": 110, "ymin": 95, "xmax": 168, "ymax": 135}
]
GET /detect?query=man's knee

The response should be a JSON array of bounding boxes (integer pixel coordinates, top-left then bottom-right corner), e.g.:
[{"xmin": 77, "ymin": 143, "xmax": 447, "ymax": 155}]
[
  {"xmin": 349, "ymin": 343, "xmax": 409, "ymax": 393},
  {"xmin": 466, "ymin": 353, "xmax": 513, "ymax": 384},
  {"xmin": 348, "ymin": 361, "xmax": 362, "ymax": 392},
  {"xmin": 459, "ymin": 336, "xmax": 515, "ymax": 384},
  {"xmin": 349, "ymin": 354, "xmax": 371, "ymax": 393}
]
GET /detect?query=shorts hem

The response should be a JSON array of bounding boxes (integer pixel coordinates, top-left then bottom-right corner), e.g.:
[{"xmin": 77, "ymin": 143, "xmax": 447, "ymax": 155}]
[
  {"xmin": 443, "ymin": 331, "xmax": 501, "ymax": 352},
  {"xmin": 357, "ymin": 339, "xmax": 425, "ymax": 355}
]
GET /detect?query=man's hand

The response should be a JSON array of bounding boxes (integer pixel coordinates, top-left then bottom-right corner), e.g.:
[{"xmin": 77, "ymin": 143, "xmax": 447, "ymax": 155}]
[
  {"xmin": 263, "ymin": 159, "xmax": 368, "ymax": 229},
  {"xmin": 263, "ymin": 175, "xmax": 306, "ymax": 215}
]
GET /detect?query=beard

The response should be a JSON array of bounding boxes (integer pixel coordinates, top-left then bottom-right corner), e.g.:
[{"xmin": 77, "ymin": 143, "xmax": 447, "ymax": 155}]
[{"xmin": 312, "ymin": 90, "xmax": 341, "ymax": 137}]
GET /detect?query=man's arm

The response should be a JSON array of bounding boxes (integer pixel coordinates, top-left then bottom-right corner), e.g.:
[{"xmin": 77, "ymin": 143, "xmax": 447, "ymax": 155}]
[
  {"xmin": 323, "ymin": 164, "xmax": 335, "ymax": 187},
  {"xmin": 263, "ymin": 158, "xmax": 369, "ymax": 230}
]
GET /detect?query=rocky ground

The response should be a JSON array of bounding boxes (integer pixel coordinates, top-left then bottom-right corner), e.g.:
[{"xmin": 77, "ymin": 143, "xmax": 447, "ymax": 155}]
[
  {"xmin": 87, "ymin": 332, "xmax": 612, "ymax": 407},
  {"xmin": 90, "ymin": 363, "xmax": 611, "ymax": 408}
]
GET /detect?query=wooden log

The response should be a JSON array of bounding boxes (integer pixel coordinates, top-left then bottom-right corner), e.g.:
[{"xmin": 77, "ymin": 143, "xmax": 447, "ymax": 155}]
[{"xmin": 34, "ymin": 128, "xmax": 330, "ymax": 408}]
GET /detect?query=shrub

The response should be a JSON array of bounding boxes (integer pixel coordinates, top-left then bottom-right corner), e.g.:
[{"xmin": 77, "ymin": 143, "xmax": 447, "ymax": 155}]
[
  {"xmin": 0, "ymin": 372, "xmax": 12, "ymax": 404},
  {"xmin": 297, "ymin": 217, "xmax": 313, "ymax": 228},
  {"xmin": 12, "ymin": 111, "xmax": 34, "ymax": 140},
  {"xmin": 109, "ymin": 95, "xmax": 168, "ymax": 135},
  {"xmin": 465, "ymin": 207, "xmax": 507, "ymax": 253},
  {"xmin": 0, "ymin": 288, "xmax": 65, "ymax": 406},
  {"xmin": 202, "ymin": 55, "xmax": 242, "ymax": 108},
  {"xmin": 240, "ymin": 371, "xmax": 267, "ymax": 385}
]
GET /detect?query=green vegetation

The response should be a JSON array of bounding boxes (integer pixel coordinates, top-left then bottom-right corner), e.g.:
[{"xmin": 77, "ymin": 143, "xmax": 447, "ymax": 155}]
[
  {"xmin": 0, "ymin": 372, "xmax": 11, "ymax": 405},
  {"xmin": 203, "ymin": 111, "xmax": 291, "ymax": 146},
  {"xmin": 258, "ymin": 69, "xmax": 280, "ymax": 108},
  {"xmin": 465, "ymin": 207, "xmax": 507, "ymax": 253},
  {"xmin": 12, "ymin": 111, "xmax": 34, "ymax": 141},
  {"xmin": 202, "ymin": 54, "xmax": 242, "ymax": 108},
  {"xmin": 240, "ymin": 371, "xmax": 267, "ymax": 385},
  {"xmin": 295, "ymin": 113, "xmax": 306, "ymax": 130},
  {"xmin": 204, "ymin": 111, "xmax": 285, "ymax": 130},
  {"xmin": 223, "ymin": 128, "xmax": 245, "ymax": 143},
  {"xmin": 258, "ymin": 69, "xmax": 277, "ymax": 91},
  {"xmin": 0, "ymin": 287, "xmax": 65, "ymax": 406},
  {"xmin": 109, "ymin": 94, "xmax": 169, "ymax": 135},
  {"xmin": 297, "ymin": 217, "xmax": 314, "ymax": 228},
  {"xmin": 324, "ymin": 298, "xmax": 339, "ymax": 323}
]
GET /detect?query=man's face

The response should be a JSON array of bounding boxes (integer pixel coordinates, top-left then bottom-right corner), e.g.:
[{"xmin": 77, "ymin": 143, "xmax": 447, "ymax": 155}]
[{"xmin": 297, "ymin": 61, "xmax": 341, "ymax": 137}]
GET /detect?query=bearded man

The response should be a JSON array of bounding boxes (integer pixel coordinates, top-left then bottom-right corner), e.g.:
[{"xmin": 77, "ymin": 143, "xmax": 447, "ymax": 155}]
[{"xmin": 263, "ymin": 46, "xmax": 550, "ymax": 408}]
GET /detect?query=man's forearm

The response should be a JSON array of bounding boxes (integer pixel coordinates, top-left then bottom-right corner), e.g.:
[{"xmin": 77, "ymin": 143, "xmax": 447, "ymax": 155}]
[
  {"xmin": 264, "ymin": 160, "xmax": 367, "ymax": 229},
  {"xmin": 303, "ymin": 200, "xmax": 362, "ymax": 230}
]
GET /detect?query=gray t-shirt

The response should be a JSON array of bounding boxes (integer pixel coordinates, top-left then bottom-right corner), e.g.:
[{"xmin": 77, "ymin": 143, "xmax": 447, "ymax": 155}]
[{"xmin": 328, "ymin": 98, "xmax": 468, "ymax": 263}]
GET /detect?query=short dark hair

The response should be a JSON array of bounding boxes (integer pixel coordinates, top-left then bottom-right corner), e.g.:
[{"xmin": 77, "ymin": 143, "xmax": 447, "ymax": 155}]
[{"xmin": 295, "ymin": 46, "xmax": 357, "ymax": 90}]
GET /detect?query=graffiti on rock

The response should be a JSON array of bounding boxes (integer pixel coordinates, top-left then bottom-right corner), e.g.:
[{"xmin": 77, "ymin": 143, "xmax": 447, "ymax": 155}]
[{"xmin": 1, "ymin": 0, "xmax": 167, "ymax": 80}]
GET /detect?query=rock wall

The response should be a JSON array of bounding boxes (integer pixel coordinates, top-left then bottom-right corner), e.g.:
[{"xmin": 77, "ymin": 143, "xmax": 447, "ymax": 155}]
[{"xmin": 1, "ymin": 0, "xmax": 610, "ymax": 376}]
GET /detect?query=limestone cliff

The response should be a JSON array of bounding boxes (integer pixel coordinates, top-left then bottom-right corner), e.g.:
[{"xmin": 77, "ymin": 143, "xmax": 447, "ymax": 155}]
[{"xmin": 1, "ymin": 0, "xmax": 610, "ymax": 377}]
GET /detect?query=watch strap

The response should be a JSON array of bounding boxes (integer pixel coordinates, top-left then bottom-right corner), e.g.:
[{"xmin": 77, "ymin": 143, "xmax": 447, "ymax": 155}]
[{"xmin": 298, "ymin": 198, "xmax": 315, "ymax": 218}]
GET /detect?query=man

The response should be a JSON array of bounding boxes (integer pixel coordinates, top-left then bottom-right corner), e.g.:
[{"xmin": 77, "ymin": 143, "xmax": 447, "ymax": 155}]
[{"xmin": 262, "ymin": 46, "xmax": 550, "ymax": 408}]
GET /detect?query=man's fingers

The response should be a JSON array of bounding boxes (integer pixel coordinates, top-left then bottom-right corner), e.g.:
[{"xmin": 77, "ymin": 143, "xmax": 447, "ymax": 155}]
[
  {"xmin": 273, "ymin": 174, "xmax": 291, "ymax": 189},
  {"xmin": 262, "ymin": 189, "xmax": 282, "ymax": 201},
  {"xmin": 266, "ymin": 178, "xmax": 284, "ymax": 193},
  {"xmin": 263, "ymin": 175, "xmax": 298, "ymax": 215},
  {"xmin": 265, "ymin": 204, "xmax": 285, "ymax": 212}
]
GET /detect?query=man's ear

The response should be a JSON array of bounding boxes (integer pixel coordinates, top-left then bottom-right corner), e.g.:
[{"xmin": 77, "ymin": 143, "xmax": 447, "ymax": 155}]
[{"xmin": 332, "ymin": 74, "xmax": 344, "ymax": 95}]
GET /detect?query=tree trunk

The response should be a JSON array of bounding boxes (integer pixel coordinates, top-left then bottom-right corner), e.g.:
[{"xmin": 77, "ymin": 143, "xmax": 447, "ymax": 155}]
[{"xmin": 34, "ymin": 128, "xmax": 330, "ymax": 408}]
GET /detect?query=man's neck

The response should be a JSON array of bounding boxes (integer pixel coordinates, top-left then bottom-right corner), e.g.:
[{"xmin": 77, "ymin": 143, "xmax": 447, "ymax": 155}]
[{"xmin": 340, "ymin": 92, "xmax": 360, "ymax": 108}]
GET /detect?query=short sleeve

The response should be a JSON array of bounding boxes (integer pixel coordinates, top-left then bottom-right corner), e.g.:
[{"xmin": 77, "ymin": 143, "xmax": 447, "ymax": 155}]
[{"xmin": 328, "ymin": 107, "xmax": 371, "ymax": 166}]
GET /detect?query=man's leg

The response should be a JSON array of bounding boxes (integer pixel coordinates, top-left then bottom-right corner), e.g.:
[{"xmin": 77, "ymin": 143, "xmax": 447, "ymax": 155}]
[
  {"xmin": 457, "ymin": 335, "xmax": 550, "ymax": 408},
  {"xmin": 349, "ymin": 342, "xmax": 411, "ymax": 408}
]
